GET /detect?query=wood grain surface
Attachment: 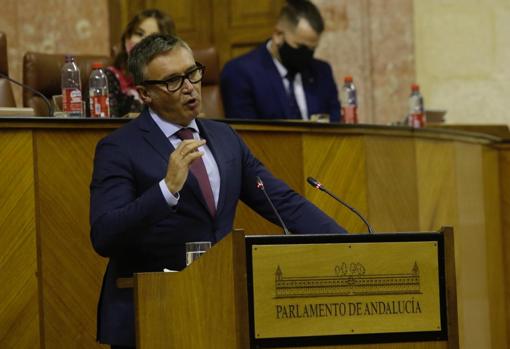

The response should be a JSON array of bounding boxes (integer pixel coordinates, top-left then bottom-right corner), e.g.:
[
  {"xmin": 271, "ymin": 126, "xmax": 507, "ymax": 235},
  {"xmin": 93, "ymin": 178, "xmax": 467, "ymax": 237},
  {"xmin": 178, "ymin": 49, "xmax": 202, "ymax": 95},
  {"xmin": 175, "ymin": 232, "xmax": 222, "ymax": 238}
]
[
  {"xmin": 0, "ymin": 120, "xmax": 506, "ymax": 348},
  {"xmin": 0, "ymin": 130, "xmax": 40, "ymax": 348},
  {"xmin": 35, "ymin": 129, "xmax": 109, "ymax": 348},
  {"xmin": 136, "ymin": 231, "xmax": 455, "ymax": 349}
]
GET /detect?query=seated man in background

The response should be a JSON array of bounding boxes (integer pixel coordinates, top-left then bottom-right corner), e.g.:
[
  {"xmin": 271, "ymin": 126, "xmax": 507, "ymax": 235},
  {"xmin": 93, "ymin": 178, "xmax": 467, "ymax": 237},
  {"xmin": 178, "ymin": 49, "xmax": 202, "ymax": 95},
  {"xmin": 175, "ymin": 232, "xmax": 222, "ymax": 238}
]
[
  {"xmin": 220, "ymin": 0, "xmax": 341, "ymax": 122},
  {"xmin": 90, "ymin": 33, "xmax": 346, "ymax": 348}
]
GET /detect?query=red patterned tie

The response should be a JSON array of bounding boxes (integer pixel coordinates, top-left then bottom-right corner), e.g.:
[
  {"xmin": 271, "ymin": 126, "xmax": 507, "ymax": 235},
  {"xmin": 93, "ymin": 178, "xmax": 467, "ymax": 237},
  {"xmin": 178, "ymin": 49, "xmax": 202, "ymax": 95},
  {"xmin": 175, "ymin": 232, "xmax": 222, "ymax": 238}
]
[{"xmin": 176, "ymin": 128, "xmax": 216, "ymax": 217}]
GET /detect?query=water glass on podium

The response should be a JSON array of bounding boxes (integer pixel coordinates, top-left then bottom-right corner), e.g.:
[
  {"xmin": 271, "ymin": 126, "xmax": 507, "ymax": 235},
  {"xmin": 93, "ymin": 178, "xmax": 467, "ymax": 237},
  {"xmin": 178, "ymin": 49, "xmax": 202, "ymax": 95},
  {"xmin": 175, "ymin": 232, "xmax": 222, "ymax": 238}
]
[{"xmin": 185, "ymin": 241, "xmax": 211, "ymax": 266}]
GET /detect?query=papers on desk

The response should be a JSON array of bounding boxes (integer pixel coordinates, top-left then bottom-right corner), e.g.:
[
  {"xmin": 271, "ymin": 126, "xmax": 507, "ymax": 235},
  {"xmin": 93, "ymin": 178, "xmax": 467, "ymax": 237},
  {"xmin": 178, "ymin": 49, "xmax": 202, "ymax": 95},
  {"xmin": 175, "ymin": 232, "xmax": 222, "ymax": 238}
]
[{"xmin": 0, "ymin": 107, "xmax": 34, "ymax": 116}]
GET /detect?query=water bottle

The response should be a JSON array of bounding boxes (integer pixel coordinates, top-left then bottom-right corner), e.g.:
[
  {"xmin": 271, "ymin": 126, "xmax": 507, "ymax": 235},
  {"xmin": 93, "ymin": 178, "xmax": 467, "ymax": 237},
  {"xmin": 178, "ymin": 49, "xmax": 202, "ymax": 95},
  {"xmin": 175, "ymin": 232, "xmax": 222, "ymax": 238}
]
[
  {"xmin": 61, "ymin": 55, "xmax": 83, "ymax": 117},
  {"xmin": 341, "ymin": 76, "xmax": 358, "ymax": 124},
  {"xmin": 89, "ymin": 63, "xmax": 110, "ymax": 118},
  {"xmin": 408, "ymin": 83, "xmax": 426, "ymax": 128}
]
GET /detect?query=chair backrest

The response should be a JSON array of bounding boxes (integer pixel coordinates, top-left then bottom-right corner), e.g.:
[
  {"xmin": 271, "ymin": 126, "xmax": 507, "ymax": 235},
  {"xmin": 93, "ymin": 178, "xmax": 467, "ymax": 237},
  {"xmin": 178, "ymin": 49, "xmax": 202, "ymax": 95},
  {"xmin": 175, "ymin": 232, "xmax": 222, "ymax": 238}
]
[
  {"xmin": 0, "ymin": 32, "xmax": 16, "ymax": 108},
  {"xmin": 21, "ymin": 49, "xmax": 221, "ymax": 117},
  {"xmin": 193, "ymin": 47, "xmax": 224, "ymax": 118},
  {"xmin": 23, "ymin": 52, "xmax": 110, "ymax": 116}
]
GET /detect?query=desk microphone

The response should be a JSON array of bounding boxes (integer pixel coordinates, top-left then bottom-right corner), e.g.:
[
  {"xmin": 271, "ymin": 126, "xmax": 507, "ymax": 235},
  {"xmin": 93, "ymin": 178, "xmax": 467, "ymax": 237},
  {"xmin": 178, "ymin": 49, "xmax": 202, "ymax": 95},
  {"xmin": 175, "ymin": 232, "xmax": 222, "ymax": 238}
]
[
  {"xmin": 0, "ymin": 72, "xmax": 53, "ymax": 116},
  {"xmin": 307, "ymin": 177, "xmax": 375, "ymax": 234},
  {"xmin": 256, "ymin": 176, "xmax": 291, "ymax": 235}
]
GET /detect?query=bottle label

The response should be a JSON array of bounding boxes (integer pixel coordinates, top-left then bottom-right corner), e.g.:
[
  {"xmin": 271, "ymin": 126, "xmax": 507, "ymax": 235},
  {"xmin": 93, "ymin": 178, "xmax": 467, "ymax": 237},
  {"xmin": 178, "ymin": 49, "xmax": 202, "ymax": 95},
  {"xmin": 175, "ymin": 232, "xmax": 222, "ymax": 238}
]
[
  {"xmin": 90, "ymin": 95, "xmax": 110, "ymax": 118},
  {"xmin": 63, "ymin": 88, "xmax": 82, "ymax": 114},
  {"xmin": 342, "ymin": 106, "xmax": 358, "ymax": 124},
  {"xmin": 409, "ymin": 112, "xmax": 426, "ymax": 128}
]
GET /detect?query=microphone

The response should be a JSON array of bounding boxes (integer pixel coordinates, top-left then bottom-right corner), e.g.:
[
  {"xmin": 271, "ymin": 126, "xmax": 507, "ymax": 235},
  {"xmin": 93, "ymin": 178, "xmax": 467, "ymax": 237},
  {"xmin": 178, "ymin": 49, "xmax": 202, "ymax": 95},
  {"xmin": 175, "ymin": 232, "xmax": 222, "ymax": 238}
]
[
  {"xmin": 256, "ymin": 176, "xmax": 291, "ymax": 235},
  {"xmin": 307, "ymin": 177, "xmax": 375, "ymax": 234},
  {"xmin": 0, "ymin": 72, "xmax": 53, "ymax": 116}
]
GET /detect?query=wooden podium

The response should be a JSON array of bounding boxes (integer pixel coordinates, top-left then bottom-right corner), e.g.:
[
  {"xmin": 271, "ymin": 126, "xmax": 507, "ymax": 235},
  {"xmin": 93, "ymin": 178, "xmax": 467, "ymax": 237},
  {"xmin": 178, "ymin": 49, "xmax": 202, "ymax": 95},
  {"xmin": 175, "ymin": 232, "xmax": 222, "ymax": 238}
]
[{"xmin": 134, "ymin": 227, "xmax": 458, "ymax": 349}]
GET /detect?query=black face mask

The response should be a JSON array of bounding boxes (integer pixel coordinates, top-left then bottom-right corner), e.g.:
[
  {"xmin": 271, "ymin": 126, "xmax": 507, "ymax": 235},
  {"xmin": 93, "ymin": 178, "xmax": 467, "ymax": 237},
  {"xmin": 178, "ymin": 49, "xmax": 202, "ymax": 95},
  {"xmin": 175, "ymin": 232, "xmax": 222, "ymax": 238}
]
[{"xmin": 278, "ymin": 40, "xmax": 315, "ymax": 74}]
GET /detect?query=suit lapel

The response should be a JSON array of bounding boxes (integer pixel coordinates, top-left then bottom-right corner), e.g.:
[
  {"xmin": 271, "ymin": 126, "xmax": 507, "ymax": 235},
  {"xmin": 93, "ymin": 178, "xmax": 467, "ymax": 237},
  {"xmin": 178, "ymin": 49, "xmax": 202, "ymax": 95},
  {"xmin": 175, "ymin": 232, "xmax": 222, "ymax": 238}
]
[
  {"xmin": 138, "ymin": 109, "xmax": 174, "ymax": 161},
  {"xmin": 258, "ymin": 45, "xmax": 292, "ymax": 118}
]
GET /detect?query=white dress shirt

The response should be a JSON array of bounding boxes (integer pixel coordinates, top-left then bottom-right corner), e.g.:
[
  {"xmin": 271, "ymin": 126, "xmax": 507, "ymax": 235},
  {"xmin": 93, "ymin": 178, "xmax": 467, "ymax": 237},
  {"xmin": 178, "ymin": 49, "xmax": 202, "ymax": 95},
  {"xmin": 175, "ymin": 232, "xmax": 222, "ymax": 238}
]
[
  {"xmin": 149, "ymin": 109, "xmax": 221, "ymax": 208},
  {"xmin": 267, "ymin": 40, "xmax": 309, "ymax": 120}
]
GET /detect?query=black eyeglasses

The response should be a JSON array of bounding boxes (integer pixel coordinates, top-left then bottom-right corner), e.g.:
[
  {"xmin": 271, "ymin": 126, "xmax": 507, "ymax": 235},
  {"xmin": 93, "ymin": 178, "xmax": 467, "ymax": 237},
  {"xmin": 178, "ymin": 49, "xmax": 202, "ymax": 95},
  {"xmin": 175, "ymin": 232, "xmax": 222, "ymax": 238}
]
[{"xmin": 142, "ymin": 63, "xmax": 205, "ymax": 92}]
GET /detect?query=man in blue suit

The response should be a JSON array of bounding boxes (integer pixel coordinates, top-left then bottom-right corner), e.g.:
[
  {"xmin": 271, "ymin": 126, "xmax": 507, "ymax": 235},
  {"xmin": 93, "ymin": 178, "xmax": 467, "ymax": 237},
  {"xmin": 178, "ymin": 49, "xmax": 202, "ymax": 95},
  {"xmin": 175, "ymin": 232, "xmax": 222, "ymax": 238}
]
[
  {"xmin": 221, "ymin": 0, "xmax": 341, "ymax": 122},
  {"xmin": 90, "ymin": 33, "xmax": 346, "ymax": 348}
]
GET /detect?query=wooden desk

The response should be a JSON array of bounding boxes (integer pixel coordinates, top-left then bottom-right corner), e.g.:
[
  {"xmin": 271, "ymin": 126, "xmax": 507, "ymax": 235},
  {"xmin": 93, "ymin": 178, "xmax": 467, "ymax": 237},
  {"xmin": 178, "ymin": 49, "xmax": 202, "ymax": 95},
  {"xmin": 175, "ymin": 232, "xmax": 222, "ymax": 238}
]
[{"xmin": 0, "ymin": 117, "xmax": 506, "ymax": 348}]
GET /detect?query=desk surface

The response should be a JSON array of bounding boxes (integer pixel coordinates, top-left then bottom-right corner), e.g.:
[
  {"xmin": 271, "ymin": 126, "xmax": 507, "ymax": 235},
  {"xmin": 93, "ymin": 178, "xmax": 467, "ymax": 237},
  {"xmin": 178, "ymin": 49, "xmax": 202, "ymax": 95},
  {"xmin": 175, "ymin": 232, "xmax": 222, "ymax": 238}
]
[{"xmin": 0, "ymin": 116, "xmax": 502, "ymax": 144}]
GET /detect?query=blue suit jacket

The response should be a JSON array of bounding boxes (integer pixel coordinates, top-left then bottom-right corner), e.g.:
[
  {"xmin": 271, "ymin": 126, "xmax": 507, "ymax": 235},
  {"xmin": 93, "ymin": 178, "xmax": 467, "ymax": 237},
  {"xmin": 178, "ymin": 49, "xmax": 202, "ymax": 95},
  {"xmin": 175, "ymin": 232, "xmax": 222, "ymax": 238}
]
[
  {"xmin": 89, "ymin": 109, "xmax": 346, "ymax": 346},
  {"xmin": 220, "ymin": 43, "xmax": 341, "ymax": 121}
]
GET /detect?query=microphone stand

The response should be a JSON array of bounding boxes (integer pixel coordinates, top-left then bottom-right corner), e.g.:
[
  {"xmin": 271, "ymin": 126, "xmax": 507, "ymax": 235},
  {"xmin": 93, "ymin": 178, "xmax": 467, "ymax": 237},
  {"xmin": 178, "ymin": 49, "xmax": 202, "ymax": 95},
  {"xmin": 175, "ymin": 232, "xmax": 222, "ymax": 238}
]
[
  {"xmin": 0, "ymin": 72, "xmax": 54, "ymax": 116},
  {"xmin": 307, "ymin": 177, "xmax": 375, "ymax": 234},
  {"xmin": 256, "ymin": 176, "xmax": 291, "ymax": 235}
]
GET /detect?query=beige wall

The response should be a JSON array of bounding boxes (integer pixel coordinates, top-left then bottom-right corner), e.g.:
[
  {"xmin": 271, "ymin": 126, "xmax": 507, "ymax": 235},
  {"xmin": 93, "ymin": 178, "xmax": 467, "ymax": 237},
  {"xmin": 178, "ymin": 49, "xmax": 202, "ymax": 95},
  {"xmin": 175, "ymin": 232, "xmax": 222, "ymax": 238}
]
[
  {"xmin": 315, "ymin": 0, "xmax": 415, "ymax": 125},
  {"xmin": 0, "ymin": 0, "xmax": 110, "ymax": 106},
  {"xmin": 414, "ymin": 0, "xmax": 510, "ymax": 124}
]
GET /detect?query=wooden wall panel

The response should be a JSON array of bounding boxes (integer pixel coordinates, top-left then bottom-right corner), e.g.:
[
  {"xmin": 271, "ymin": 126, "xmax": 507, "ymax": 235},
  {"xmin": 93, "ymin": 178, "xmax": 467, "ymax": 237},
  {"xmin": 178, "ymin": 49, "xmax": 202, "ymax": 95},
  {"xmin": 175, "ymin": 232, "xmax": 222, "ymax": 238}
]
[
  {"xmin": 414, "ymin": 139, "xmax": 508, "ymax": 348},
  {"xmin": 35, "ymin": 130, "xmax": 109, "ymax": 348},
  {"xmin": 233, "ymin": 132, "xmax": 369, "ymax": 235},
  {"xmin": 453, "ymin": 143, "xmax": 491, "ymax": 349},
  {"xmin": 499, "ymin": 146, "xmax": 510, "ymax": 347},
  {"xmin": 108, "ymin": 0, "xmax": 145, "ymax": 50},
  {"xmin": 146, "ymin": 0, "xmax": 213, "ymax": 48},
  {"xmin": 415, "ymin": 139, "xmax": 456, "ymax": 231},
  {"xmin": 365, "ymin": 137, "xmax": 419, "ymax": 232},
  {"xmin": 0, "ymin": 130, "xmax": 40, "ymax": 348},
  {"xmin": 1, "ymin": 121, "xmax": 507, "ymax": 348},
  {"xmin": 229, "ymin": 0, "xmax": 281, "ymax": 28},
  {"xmin": 303, "ymin": 135, "xmax": 368, "ymax": 233},
  {"xmin": 214, "ymin": 0, "xmax": 284, "ymax": 65},
  {"xmin": 482, "ymin": 147, "xmax": 508, "ymax": 349},
  {"xmin": 109, "ymin": 0, "xmax": 283, "ymax": 67},
  {"xmin": 233, "ymin": 131, "xmax": 302, "ymax": 234}
]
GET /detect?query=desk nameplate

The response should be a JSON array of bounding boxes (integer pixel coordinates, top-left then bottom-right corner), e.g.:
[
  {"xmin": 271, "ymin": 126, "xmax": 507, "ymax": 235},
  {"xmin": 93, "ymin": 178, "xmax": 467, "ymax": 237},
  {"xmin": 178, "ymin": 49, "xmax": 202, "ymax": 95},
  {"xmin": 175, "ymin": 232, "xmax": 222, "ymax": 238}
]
[{"xmin": 246, "ymin": 234, "xmax": 447, "ymax": 347}]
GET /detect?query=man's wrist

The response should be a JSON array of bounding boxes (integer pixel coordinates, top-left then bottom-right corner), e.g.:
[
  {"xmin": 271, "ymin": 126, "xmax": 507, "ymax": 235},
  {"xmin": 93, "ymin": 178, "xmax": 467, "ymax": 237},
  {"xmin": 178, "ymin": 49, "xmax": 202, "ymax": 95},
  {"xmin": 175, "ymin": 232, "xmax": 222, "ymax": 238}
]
[{"xmin": 159, "ymin": 179, "xmax": 179, "ymax": 206}]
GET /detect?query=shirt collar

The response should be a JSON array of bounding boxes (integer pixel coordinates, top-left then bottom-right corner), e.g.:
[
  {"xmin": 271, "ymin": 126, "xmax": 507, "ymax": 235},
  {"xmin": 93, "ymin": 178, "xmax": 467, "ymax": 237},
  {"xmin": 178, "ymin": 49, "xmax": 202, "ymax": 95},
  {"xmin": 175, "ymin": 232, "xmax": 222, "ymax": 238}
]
[
  {"xmin": 148, "ymin": 108, "xmax": 199, "ymax": 138},
  {"xmin": 267, "ymin": 40, "xmax": 288, "ymax": 79}
]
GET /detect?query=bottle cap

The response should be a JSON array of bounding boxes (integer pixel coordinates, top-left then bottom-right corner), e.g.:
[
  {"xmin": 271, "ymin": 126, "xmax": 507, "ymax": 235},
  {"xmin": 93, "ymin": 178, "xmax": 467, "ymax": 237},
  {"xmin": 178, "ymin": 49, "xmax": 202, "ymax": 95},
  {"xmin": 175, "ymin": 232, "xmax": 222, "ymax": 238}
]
[
  {"xmin": 64, "ymin": 55, "xmax": 75, "ymax": 63},
  {"xmin": 344, "ymin": 76, "xmax": 353, "ymax": 83},
  {"xmin": 411, "ymin": 83, "xmax": 420, "ymax": 91},
  {"xmin": 92, "ymin": 62, "xmax": 104, "ymax": 69}
]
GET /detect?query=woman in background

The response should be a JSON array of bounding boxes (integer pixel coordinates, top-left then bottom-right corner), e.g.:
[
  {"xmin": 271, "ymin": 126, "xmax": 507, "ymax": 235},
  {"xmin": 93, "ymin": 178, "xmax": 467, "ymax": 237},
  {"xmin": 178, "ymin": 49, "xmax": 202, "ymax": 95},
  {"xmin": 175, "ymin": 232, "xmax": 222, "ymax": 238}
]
[{"xmin": 108, "ymin": 9, "xmax": 175, "ymax": 117}]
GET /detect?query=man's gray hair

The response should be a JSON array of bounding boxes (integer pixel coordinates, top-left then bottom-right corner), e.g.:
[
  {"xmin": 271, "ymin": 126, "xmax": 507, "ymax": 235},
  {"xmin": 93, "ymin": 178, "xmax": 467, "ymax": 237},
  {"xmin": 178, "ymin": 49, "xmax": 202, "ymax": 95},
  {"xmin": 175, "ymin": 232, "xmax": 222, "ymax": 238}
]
[{"xmin": 127, "ymin": 33, "xmax": 192, "ymax": 85}]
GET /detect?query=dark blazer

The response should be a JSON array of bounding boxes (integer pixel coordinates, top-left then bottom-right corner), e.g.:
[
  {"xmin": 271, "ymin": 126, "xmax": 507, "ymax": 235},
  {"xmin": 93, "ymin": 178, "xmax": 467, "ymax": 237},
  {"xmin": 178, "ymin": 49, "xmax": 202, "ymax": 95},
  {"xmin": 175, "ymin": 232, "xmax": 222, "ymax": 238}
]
[
  {"xmin": 220, "ymin": 43, "xmax": 341, "ymax": 121},
  {"xmin": 90, "ymin": 109, "xmax": 346, "ymax": 346}
]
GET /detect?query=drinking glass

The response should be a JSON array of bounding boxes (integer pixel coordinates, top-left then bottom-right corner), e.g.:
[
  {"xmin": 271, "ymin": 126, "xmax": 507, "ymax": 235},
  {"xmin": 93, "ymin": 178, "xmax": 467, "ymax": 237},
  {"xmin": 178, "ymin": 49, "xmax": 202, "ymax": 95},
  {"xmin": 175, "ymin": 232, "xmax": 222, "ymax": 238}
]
[{"xmin": 185, "ymin": 241, "xmax": 211, "ymax": 266}]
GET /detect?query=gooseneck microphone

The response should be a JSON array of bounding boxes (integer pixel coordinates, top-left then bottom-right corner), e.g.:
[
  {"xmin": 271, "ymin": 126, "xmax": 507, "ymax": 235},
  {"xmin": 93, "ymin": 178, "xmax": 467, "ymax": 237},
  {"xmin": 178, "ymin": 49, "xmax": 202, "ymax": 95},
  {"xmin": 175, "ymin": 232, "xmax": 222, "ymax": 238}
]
[
  {"xmin": 307, "ymin": 177, "xmax": 375, "ymax": 234},
  {"xmin": 0, "ymin": 72, "xmax": 54, "ymax": 116},
  {"xmin": 256, "ymin": 176, "xmax": 291, "ymax": 235}
]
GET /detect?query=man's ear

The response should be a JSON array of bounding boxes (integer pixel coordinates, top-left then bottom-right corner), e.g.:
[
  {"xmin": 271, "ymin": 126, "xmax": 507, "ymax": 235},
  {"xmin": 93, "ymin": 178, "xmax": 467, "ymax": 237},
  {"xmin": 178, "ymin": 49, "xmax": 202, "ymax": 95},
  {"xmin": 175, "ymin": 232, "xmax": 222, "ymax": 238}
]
[
  {"xmin": 272, "ymin": 26, "xmax": 284, "ymax": 46},
  {"xmin": 137, "ymin": 86, "xmax": 151, "ymax": 104}
]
